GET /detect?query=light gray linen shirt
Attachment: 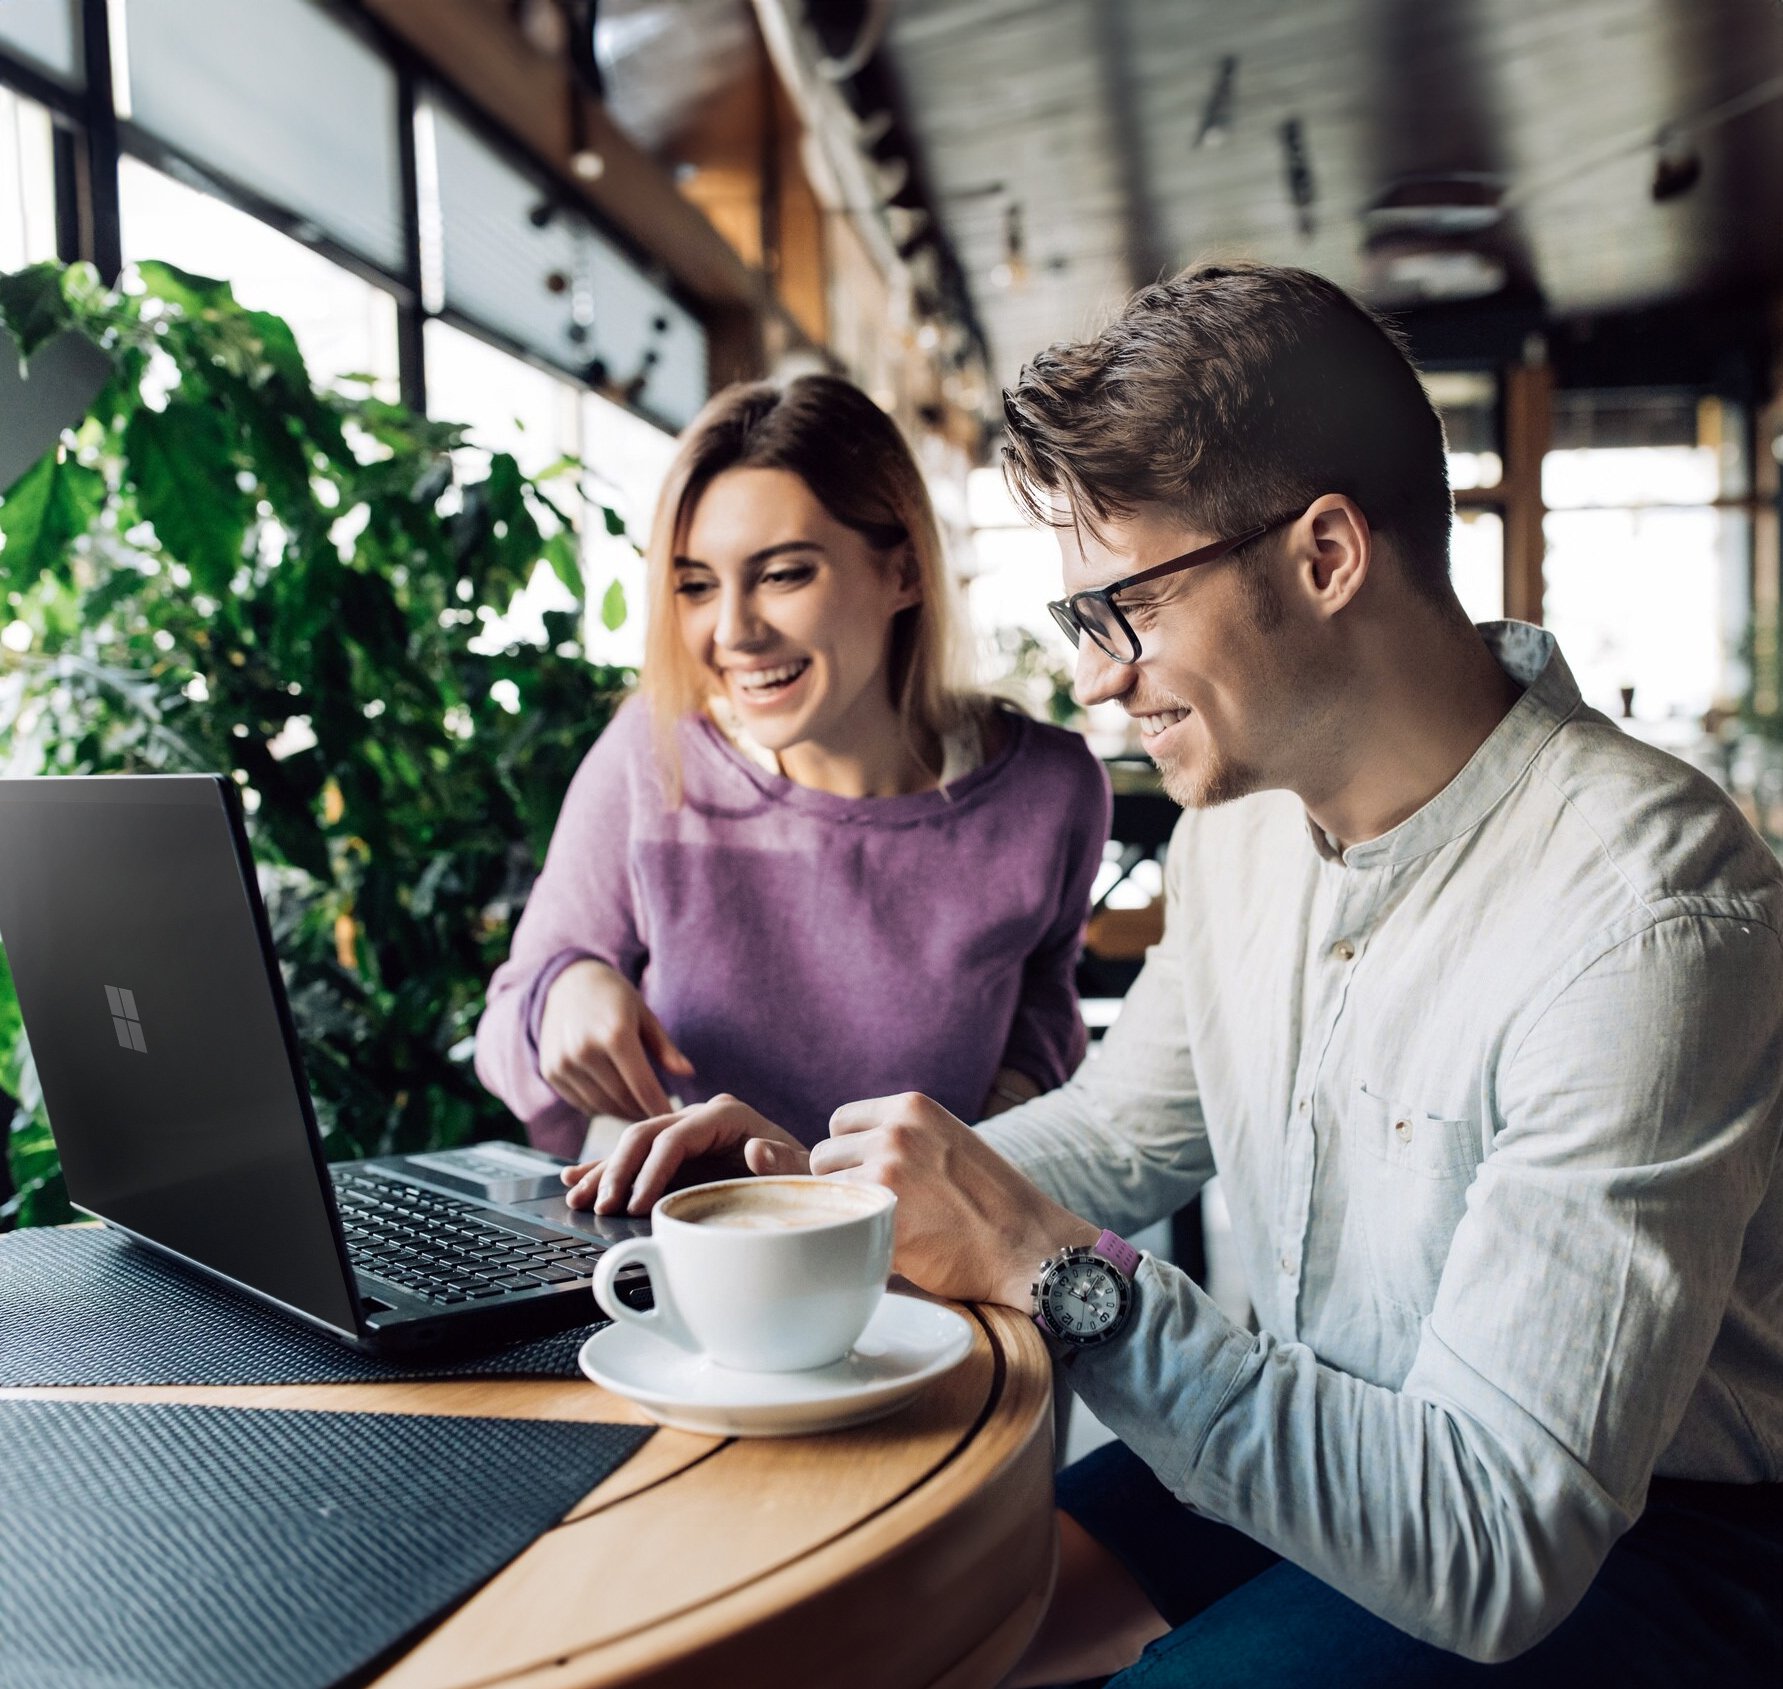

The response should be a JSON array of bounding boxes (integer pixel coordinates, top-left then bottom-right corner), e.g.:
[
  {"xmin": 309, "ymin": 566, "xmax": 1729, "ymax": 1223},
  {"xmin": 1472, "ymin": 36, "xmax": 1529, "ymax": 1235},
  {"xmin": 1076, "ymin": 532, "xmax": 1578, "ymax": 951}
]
[{"xmin": 979, "ymin": 624, "xmax": 1783, "ymax": 1662}]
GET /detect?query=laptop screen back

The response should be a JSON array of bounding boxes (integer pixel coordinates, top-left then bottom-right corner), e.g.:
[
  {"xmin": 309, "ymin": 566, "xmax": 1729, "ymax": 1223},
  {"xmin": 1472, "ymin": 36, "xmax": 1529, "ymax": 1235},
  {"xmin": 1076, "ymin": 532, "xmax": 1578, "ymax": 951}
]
[{"xmin": 0, "ymin": 776, "xmax": 360, "ymax": 1335}]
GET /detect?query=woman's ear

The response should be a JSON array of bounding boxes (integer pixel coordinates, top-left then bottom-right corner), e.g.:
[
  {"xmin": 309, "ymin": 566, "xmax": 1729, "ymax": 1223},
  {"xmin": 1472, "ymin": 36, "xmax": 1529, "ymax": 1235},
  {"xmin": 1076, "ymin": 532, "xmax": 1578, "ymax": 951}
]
[{"xmin": 890, "ymin": 544, "xmax": 923, "ymax": 611}]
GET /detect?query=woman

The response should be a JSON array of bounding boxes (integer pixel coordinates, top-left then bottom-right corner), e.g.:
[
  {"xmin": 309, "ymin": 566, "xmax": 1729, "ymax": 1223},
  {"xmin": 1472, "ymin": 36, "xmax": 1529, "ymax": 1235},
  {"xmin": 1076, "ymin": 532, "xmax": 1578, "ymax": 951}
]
[{"xmin": 475, "ymin": 374, "xmax": 1110, "ymax": 1192}]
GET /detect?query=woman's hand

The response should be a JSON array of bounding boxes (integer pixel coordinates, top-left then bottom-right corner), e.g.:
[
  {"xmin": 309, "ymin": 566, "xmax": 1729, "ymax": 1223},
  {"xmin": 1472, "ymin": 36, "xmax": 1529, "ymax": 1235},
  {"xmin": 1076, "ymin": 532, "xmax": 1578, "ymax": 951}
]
[
  {"xmin": 537, "ymin": 958, "xmax": 694, "ymax": 1122},
  {"xmin": 560, "ymin": 1093, "xmax": 810, "ymax": 1215}
]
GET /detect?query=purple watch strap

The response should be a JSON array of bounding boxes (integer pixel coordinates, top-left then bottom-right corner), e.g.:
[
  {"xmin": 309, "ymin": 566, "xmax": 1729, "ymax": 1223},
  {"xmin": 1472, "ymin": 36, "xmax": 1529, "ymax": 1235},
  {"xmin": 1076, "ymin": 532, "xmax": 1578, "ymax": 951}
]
[{"xmin": 1094, "ymin": 1229, "xmax": 1141, "ymax": 1278}]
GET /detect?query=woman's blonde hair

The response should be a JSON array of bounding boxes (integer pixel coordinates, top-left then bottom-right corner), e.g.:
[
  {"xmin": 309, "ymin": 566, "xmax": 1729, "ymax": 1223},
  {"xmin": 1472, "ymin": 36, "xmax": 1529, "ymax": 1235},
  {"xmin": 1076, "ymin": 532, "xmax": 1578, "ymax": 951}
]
[{"xmin": 639, "ymin": 374, "xmax": 975, "ymax": 800}]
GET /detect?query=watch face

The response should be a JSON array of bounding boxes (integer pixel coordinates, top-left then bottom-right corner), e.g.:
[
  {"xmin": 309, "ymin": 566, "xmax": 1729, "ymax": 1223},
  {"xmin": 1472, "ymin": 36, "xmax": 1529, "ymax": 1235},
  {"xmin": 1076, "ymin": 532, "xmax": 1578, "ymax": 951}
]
[{"xmin": 1039, "ymin": 1253, "xmax": 1131, "ymax": 1346}]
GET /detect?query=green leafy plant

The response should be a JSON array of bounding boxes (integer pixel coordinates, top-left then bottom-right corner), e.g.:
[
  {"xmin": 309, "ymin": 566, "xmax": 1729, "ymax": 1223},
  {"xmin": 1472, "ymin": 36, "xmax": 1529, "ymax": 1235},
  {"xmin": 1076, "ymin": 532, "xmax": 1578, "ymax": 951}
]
[{"xmin": 0, "ymin": 259, "xmax": 635, "ymax": 1226}]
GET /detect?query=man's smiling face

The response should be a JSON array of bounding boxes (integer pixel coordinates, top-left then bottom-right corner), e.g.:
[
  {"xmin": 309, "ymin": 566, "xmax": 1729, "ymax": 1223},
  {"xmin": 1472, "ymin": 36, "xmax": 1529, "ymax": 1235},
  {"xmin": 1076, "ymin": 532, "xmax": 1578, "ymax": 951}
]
[{"xmin": 1058, "ymin": 505, "xmax": 1313, "ymax": 810}]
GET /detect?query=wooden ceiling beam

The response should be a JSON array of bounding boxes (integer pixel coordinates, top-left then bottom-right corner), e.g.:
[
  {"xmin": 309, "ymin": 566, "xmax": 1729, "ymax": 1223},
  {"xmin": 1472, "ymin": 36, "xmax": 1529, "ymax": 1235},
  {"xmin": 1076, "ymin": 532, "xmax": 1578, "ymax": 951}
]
[{"xmin": 357, "ymin": 0, "xmax": 781, "ymax": 379}]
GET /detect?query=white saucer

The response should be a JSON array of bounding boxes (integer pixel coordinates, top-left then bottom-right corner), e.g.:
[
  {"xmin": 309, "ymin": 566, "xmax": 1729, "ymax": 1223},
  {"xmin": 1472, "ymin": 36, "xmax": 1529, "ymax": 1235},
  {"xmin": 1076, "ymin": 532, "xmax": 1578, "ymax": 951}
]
[{"xmin": 578, "ymin": 1291, "xmax": 976, "ymax": 1437}]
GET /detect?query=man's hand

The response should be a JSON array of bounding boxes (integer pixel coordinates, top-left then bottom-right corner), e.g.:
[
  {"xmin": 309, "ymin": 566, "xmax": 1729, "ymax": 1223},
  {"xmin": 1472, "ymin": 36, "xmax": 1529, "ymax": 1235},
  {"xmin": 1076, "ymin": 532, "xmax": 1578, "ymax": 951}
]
[
  {"xmin": 789, "ymin": 1093, "xmax": 1099, "ymax": 1307},
  {"xmin": 561, "ymin": 1093, "xmax": 809, "ymax": 1215},
  {"xmin": 538, "ymin": 959, "xmax": 694, "ymax": 1121}
]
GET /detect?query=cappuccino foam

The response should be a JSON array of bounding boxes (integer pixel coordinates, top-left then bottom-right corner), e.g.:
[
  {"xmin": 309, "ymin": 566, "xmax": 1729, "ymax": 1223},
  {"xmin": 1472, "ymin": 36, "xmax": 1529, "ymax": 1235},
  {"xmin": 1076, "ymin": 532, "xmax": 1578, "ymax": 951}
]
[{"xmin": 666, "ymin": 1178, "xmax": 887, "ymax": 1232}]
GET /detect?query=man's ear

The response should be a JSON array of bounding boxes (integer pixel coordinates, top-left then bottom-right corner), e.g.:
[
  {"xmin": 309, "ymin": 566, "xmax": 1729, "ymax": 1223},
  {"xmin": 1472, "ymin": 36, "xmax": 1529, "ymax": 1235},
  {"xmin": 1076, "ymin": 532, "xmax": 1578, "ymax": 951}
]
[{"xmin": 1295, "ymin": 496, "xmax": 1371, "ymax": 618}]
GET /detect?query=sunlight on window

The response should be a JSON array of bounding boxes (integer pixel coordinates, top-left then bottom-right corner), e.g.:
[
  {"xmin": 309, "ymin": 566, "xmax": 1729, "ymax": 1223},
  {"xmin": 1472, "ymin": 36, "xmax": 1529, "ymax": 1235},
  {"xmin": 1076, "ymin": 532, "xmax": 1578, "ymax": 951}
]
[
  {"xmin": 966, "ymin": 524, "xmax": 1059, "ymax": 650},
  {"xmin": 424, "ymin": 317, "xmax": 580, "ymax": 476},
  {"xmin": 1450, "ymin": 509, "xmax": 1504, "ymax": 623},
  {"xmin": 1539, "ymin": 433, "xmax": 1740, "ymax": 726},
  {"xmin": 1544, "ymin": 445, "xmax": 1719, "ymax": 509},
  {"xmin": 425, "ymin": 320, "xmax": 671, "ymax": 667},
  {"xmin": 0, "ymin": 87, "xmax": 57, "ymax": 271},
  {"xmin": 581, "ymin": 388, "xmax": 676, "ymax": 668},
  {"xmin": 1544, "ymin": 505, "xmax": 1729, "ymax": 723},
  {"xmin": 118, "ymin": 158, "xmax": 399, "ymax": 393},
  {"xmin": 425, "ymin": 320, "xmax": 582, "ymax": 654}
]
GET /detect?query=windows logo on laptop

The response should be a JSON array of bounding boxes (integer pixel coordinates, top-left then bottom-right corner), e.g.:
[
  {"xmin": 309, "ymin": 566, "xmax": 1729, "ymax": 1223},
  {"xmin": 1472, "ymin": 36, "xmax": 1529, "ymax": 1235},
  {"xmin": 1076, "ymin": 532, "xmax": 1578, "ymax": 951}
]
[
  {"xmin": 105, "ymin": 985, "xmax": 148, "ymax": 1053},
  {"xmin": 0, "ymin": 773, "xmax": 650, "ymax": 1357}
]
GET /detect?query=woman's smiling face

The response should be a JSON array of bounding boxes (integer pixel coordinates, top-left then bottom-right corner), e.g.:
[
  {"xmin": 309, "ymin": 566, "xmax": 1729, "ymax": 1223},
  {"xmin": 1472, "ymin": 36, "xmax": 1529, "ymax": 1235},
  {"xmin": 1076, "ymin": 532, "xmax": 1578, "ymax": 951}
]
[{"xmin": 674, "ymin": 467, "xmax": 919, "ymax": 764}]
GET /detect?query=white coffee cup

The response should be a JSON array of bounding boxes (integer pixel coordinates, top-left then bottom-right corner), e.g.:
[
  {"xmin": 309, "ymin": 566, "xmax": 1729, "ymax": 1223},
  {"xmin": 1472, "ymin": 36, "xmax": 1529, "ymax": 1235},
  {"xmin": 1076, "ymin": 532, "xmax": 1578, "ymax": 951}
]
[{"xmin": 591, "ymin": 1176, "xmax": 897, "ymax": 1373}]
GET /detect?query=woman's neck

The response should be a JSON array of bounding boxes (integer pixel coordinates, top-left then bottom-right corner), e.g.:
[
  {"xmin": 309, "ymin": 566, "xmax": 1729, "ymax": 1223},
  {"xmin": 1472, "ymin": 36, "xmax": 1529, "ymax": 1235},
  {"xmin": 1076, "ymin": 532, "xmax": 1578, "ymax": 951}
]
[{"xmin": 778, "ymin": 726, "xmax": 940, "ymax": 798}]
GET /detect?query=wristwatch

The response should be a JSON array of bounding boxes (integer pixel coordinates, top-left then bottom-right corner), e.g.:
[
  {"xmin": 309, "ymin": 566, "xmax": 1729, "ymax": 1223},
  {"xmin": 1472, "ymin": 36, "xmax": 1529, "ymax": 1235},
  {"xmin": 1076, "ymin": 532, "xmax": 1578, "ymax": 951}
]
[{"xmin": 1031, "ymin": 1229, "xmax": 1140, "ymax": 1348}]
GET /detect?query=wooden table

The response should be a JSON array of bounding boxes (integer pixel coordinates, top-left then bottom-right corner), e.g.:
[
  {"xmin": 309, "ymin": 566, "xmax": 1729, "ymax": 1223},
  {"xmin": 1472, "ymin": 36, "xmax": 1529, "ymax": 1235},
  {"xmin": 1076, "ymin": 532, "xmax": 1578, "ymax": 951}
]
[{"xmin": 5, "ymin": 1299, "xmax": 1057, "ymax": 1688}]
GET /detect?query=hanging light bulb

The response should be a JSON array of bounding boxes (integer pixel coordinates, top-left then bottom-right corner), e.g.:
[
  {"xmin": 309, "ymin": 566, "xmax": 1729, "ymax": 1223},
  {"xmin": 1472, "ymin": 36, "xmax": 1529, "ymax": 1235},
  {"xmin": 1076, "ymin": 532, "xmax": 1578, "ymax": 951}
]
[
  {"xmin": 989, "ymin": 203, "xmax": 1030, "ymax": 293},
  {"xmin": 566, "ymin": 80, "xmax": 605, "ymax": 182}
]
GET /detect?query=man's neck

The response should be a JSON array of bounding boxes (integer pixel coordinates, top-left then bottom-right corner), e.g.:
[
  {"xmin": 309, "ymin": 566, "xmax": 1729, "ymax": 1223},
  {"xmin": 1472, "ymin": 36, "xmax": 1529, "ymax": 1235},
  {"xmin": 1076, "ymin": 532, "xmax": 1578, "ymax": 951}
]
[{"xmin": 1298, "ymin": 619, "xmax": 1525, "ymax": 853}]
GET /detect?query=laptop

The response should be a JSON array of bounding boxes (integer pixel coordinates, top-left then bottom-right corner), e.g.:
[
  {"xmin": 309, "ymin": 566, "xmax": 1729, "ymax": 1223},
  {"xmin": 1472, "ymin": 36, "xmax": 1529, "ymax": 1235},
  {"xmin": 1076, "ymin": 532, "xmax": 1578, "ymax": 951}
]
[{"xmin": 0, "ymin": 772, "xmax": 652, "ymax": 1357}]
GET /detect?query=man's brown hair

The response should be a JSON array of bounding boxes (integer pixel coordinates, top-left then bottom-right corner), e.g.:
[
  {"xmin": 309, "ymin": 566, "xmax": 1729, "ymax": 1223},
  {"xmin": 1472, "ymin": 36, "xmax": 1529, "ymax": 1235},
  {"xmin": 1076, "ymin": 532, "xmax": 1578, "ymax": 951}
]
[{"xmin": 1001, "ymin": 264, "xmax": 1455, "ymax": 600}]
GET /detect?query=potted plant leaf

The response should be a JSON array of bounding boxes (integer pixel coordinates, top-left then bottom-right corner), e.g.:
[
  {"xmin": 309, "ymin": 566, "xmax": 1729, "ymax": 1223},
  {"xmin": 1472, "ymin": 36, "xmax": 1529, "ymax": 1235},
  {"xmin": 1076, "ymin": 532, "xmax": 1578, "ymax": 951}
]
[{"xmin": 0, "ymin": 259, "xmax": 635, "ymax": 1226}]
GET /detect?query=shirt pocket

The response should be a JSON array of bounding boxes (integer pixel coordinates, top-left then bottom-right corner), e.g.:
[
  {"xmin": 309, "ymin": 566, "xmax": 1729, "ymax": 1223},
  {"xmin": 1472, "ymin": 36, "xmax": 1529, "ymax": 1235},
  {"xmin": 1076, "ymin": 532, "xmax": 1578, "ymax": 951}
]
[{"xmin": 1348, "ymin": 1081, "xmax": 1483, "ymax": 1314}]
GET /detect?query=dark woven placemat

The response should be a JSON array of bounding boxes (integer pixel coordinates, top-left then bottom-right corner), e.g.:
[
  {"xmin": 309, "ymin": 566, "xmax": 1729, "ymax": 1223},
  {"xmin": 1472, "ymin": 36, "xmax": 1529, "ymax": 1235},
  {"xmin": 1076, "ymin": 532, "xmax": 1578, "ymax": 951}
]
[
  {"xmin": 0, "ymin": 1398, "xmax": 653, "ymax": 1689},
  {"xmin": 0, "ymin": 1226, "xmax": 601, "ymax": 1386}
]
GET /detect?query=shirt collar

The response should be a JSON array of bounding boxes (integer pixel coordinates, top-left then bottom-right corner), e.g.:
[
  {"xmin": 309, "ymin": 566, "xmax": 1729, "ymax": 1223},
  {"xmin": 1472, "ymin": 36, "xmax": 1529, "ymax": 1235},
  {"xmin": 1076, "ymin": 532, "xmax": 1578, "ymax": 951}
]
[{"xmin": 1307, "ymin": 621, "xmax": 1582, "ymax": 870}]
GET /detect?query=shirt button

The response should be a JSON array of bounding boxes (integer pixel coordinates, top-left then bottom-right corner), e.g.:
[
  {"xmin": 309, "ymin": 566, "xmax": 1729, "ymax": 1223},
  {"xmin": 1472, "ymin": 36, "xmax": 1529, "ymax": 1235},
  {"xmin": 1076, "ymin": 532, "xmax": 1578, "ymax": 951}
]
[
  {"xmin": 1394, "ymin": 1118, "xmax": 1413, "ymax": 1142},
  {"xmin": 1279, "ymin": 1254, "xmax": 1297, "ymax": 1275},
  {"xmin": 1297, "ymin": 1098, "xmax": 1309, "ymax": 1114},
  {"xmin": 1330, "ymin": 939, "xmax": 1356, "ymax": 962}
]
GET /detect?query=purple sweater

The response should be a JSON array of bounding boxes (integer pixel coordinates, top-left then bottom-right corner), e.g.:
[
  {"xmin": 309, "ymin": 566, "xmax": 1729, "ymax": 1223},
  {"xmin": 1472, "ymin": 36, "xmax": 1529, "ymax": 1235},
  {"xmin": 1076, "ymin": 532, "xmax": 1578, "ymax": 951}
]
[{"xmin": 475, "ymin": 697, "xmax": 1111, "ymax": 1154}]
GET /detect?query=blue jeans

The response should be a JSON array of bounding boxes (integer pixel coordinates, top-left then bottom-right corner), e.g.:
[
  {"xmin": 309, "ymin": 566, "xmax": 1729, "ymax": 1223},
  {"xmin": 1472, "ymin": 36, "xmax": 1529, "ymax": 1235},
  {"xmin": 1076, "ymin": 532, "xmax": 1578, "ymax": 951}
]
[{"xmin": 1056, "ymin": 1441, "xmax": 1783, "ymax": 1687}]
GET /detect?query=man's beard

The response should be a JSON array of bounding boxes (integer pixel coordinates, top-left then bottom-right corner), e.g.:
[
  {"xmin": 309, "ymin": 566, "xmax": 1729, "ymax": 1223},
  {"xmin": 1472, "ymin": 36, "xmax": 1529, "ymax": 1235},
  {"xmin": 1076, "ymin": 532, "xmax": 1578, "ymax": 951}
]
[
  {"xmin": 1153, "ymin": 563, "xmax": 1286, "ymax": 810},
  {"xmin": 1154, "ymin": 736, "xmax": 1264, "ymax": 809}
]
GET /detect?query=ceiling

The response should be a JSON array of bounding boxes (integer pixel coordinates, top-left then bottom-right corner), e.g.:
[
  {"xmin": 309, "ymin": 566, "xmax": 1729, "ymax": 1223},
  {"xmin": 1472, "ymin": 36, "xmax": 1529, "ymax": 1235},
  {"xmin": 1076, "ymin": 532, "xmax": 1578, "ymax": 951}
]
[{"xmin": 875, "ymin": 0, "xmax": 1783, "ymax": 388}]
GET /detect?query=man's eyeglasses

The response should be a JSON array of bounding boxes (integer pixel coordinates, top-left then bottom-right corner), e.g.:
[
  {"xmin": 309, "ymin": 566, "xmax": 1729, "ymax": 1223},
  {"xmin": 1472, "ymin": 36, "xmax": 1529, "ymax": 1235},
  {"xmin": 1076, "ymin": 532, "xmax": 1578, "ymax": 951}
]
[{"xmin": 1046, "ymin": 510, "xmax": 1303, "ymax": 665}]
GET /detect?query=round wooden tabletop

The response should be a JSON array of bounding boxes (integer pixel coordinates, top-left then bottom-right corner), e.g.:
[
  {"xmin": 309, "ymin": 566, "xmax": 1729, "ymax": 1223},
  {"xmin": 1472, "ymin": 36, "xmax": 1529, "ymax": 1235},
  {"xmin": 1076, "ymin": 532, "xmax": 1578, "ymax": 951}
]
[{"xmin": 11, "ymin": 1299, "xmax": 1057, "ymax": 1689}]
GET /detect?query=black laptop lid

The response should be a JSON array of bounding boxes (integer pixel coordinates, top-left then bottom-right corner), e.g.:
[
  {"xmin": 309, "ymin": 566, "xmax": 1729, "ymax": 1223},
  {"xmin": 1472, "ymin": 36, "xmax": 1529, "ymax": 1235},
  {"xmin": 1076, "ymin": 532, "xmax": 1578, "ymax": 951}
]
[{"xmin": 0, "ymin": 775, "xmax": 361, "ymax": 1336}]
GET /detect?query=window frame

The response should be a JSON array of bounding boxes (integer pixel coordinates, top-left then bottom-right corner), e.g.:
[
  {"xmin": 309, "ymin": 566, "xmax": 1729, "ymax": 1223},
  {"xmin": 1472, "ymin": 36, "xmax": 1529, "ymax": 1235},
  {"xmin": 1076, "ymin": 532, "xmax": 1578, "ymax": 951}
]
[{"xmin": 0, "ymin": 0, "xmax": 706, "ymax": 439}]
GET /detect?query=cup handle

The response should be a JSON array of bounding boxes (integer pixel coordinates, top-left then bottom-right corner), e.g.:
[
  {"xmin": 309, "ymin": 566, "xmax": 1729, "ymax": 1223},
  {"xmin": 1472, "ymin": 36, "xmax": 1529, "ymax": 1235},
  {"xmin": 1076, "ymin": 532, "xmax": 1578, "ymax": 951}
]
[{"xmin": 592, "ymin": 1237, "xmax": 701, "ymax": 1354}]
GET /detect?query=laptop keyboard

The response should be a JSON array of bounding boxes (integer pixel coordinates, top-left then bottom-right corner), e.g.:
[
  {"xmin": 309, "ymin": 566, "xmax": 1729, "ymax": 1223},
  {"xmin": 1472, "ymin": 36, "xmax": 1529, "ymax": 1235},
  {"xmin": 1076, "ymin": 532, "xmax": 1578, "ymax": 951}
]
[{"xmin": 332, "ymin": 1170, "xmax": 604, "ymax": 1305}]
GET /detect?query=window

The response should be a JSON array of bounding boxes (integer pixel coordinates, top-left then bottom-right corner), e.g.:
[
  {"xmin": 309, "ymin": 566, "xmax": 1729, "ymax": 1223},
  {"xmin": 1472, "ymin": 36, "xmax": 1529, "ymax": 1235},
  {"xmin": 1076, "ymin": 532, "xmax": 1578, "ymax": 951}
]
[
  {"xmin": 1450, "ymin": 509, "xmax": 1504, "ymax": 624},
  {"xmin": 425, "ymin": 317, "xmax": 582, "ymax": 478},
  {"xmin": 963, "ymin": 465, "xmax": 1128, "ymax": 753},
  {"xmin": 1, "ymin": 86, "xmax": 58, "ymax": 271},
  {"xmin": 426, "ymin": 320, "xmax": 674, "ymax": 667},
  {"xmin": 1541, "ymin": 391, "xmax": 1748, "ymax": 729},
  {"xmin": 428, "ymin": 99, "xmax": 707, "ymax": 431},
  {"xmin": 118, "ymin": 158, "xmax": 400, "ymax": 393},
  {"xmin": 425, "ymin": 317, "xmax": 585, "ymax": 654},
  {"xmin": 122, "ymin": 0, "xmax": 405, "ymax": 270},
  {"xmin": 1422, "ymin": 371, "xmax": 1504, "ymax": 624},
  {"xmin": 0, "ymin": 0, "xmax": 82, "ymax": 86},
  {"xmin": 1424, "ymin": 370, "xmax": 1503, "ymax": 491},
  {"xmin": 580, "ymin": 387, "xmax": 676, "ymax": 667}
]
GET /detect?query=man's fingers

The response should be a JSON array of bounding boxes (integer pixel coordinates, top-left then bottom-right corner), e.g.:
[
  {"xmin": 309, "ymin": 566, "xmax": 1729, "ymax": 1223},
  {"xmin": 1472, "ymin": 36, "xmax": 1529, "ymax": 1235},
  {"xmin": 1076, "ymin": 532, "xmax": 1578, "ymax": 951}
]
[
  {"xmin": 744, "ymin": 1137, "xmax": 811, "ymax": 1177},
  {"xmin": 808, "ymin": 1135, "xmax": 869, "ymax": 1177},
  {"xmin": 828, "ymin": 1095, "xmax": 901, "ymax": 1137}
]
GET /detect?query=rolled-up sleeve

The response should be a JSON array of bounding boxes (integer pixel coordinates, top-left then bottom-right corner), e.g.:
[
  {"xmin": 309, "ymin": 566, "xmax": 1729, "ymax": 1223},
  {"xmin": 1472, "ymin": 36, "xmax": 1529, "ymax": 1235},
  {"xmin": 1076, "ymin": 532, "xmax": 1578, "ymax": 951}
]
[
  {"xmin": 980, "ymin": 812, "xmax": 1215, "ymax": 1229},
  {"xmin": 474, "ymin": 701, "xmax": 651, "ymax": 1154},
  {"xmin": 1060, "ymin": 912, "xmax": 1783, "ymax": 1662}
]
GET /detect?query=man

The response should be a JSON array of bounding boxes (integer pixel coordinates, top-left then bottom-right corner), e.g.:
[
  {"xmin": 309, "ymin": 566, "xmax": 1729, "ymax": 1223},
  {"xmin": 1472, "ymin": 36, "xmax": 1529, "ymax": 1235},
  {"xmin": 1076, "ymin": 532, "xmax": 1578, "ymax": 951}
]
[{"xmin": 571, "ymin": 265, "xmax": 1783, "ymax": 1684}]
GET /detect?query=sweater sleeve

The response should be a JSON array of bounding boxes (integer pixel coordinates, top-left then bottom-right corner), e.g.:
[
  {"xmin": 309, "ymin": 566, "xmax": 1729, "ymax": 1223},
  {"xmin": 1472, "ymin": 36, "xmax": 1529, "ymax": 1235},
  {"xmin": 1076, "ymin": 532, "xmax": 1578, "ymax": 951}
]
[
  {"xmin": 474, "ymin": 698, "xmax": 652, "ymax": 1155},
  {"xmin": 996, "ymin": 731, "xmax": 1112, "ymax": 1091}
]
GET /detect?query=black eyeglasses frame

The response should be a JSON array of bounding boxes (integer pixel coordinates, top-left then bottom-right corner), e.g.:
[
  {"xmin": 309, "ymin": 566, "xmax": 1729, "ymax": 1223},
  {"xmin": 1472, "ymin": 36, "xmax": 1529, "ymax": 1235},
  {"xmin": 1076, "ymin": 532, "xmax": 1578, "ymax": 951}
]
[{"xmin": 1046, "ymin": 509, "xmax": 1305, "ymax": 664}]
